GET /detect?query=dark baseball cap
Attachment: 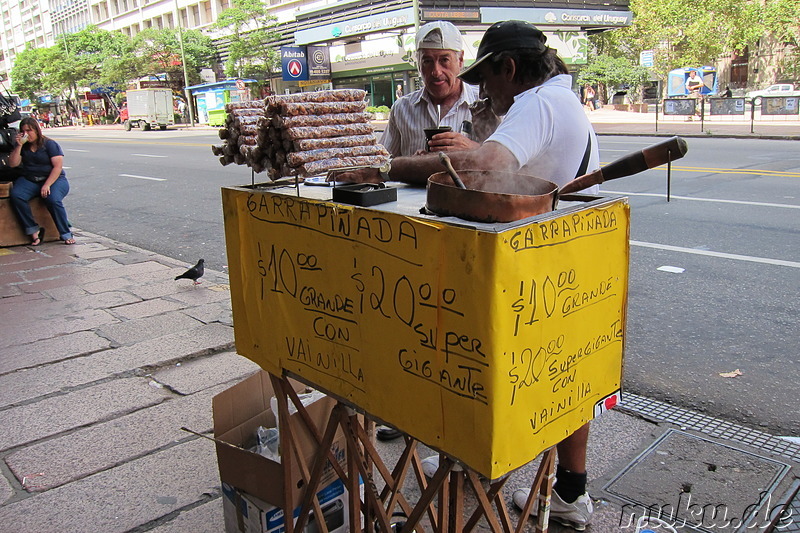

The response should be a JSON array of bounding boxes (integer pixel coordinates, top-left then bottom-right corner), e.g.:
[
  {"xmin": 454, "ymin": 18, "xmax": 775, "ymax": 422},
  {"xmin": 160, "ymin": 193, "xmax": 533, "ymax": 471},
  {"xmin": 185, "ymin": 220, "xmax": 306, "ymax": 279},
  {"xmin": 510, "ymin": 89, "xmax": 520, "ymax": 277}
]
[{"xmin": 459, "ymin": 20, "xmax": 547, "ymax": 84}]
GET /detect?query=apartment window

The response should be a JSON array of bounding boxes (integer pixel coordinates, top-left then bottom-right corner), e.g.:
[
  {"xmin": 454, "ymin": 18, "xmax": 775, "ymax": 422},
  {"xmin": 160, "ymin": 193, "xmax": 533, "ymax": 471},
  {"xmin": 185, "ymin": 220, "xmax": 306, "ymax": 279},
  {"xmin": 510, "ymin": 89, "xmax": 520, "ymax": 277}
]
[{"xmin": 200, "ymin": 0, "xmax": 210, "ymax": 24}]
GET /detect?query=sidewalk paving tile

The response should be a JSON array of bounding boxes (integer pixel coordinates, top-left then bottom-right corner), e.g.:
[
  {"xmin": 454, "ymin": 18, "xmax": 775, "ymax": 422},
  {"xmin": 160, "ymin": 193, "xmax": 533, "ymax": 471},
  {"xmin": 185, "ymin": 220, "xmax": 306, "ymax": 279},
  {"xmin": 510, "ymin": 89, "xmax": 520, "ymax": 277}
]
[
  {"xmin": 169, "ymin": 285, "xmax": 232, "ymax": 306},
  {"xmin": 182, "ymin": 301, "xmax": 233, "ymax": 326},
  {"xmin": 0, "ymin": 348, "xmax": 137, "ymax": 406},
  {"xmin": 99, "ymin": 322, "xmax": 234, "ymax": 371},
  {"xmin": 108, "ymin": 297, "xmax": 187, "ymax": 320},
  {"xmin": 0, "ymin": 376, "xmax": 173, "ymax": 451},
  {"xmin": 74, "ymin": 249, "xmax": 127, "ymax": 260},
  {"xmin": 98, "ymin": 311, "xmax": 204, "ymax": 345},
  {"xmin": 40, "ymin": 284, "xmax": 88, "ymax": 301},
  {"xmin": 0, "ymin": 439, "xmax": 219, "ymax": 533},
  {"xmin": 69, "ymin": 260, "xmax": 171, "ymax": 285},
  {"xmin": 68, "ymin": 289, "xmax": 142, "ymax": 310},
  {"xmin": 127, "ymin": 279, "xmax": 201, "ymax": 300},
  {"xmin": 152, "ymin": 351, "xmax": 259, "ymax": 395},
  {"xmin": 0, "ymin": 330, "xmax": 111, "ymax": 375},
  {"xmin": 0, "ymin": 308, "xmax": 117, "ymax": 350},
  {"xmin": 5, "ymin": 382, "xmax": 229, "ymax": 491},
  {"xmin": 149, "ymin": 499, "xmax": 225, "ymax": 533},
  {"xmin": 15, "ymin": 275, "xmax": 86, "ymax": 293},
  {"xmin": 81, "ymin": 276, "xmax": 138, "ymax": 294},
  {"xmin": 0, "ymin": 284, "xmax": 21, "ymax": 297},
  {"xmin": 0, "ymin": 272, "xmax": 23, "ymax": 285},
  {"xmin": 20, "ymin": 264, "xmax": 84, "ymax": 283}
]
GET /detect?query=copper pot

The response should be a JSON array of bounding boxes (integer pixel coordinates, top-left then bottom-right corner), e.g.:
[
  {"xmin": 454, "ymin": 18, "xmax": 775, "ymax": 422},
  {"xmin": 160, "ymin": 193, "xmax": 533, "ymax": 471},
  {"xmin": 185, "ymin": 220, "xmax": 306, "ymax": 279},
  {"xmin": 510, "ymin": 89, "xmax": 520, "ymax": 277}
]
[{"xmin": 426, "ymin": 136, "xmax": 688, "ymax": 223}]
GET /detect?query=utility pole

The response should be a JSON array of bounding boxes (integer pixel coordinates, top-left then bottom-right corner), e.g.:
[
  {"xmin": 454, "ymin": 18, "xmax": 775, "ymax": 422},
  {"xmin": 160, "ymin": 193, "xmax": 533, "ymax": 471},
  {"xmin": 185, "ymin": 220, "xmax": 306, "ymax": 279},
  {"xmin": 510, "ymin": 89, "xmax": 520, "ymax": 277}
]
[
  {"xmin": 61, "ymin": 35, "xmax": 83, "ymax": 126},
  {"xmin": 173, "ymin": 0, "xmax": 195, "ymax": 126}
]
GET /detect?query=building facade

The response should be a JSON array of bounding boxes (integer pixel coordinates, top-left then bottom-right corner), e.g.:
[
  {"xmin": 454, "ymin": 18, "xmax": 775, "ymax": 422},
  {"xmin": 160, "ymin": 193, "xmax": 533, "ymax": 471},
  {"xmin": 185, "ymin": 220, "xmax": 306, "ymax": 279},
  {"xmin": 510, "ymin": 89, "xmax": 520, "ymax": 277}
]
[
  {"xmin": 0, "ymin": 0, "xmax": 55, "ymax": 86},
  {"xmin": 278, "ymin": 0, "xmax": 632, "ymax": 106},
  {"xmin": 88, "ymin": 0, "xmax": 232, "ymax": 37},
  {"xmin": 50, "ymin": 0, "xmax": 92, "ymax": 39}
]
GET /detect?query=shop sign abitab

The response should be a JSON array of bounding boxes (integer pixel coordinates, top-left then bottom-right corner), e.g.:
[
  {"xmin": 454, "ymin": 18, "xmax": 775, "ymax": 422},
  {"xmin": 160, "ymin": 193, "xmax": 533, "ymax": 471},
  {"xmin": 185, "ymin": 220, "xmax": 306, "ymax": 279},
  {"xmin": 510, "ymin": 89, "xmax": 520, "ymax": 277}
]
[
  {"xmin": 282, "ymin": 46, "xmax": 331, "ymax": 82},
  {"xmin": 282, "ymin": 46, "xmax": 309, "ymax": 81}
]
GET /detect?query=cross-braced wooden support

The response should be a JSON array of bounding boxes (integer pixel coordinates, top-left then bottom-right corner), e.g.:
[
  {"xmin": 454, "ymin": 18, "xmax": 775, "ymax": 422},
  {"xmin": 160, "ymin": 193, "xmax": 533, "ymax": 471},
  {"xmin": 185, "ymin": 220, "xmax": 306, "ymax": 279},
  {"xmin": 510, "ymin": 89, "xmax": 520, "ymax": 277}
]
[{"xmin": 267, "ymin": 373, "xmax": 555, "ymax": 533}]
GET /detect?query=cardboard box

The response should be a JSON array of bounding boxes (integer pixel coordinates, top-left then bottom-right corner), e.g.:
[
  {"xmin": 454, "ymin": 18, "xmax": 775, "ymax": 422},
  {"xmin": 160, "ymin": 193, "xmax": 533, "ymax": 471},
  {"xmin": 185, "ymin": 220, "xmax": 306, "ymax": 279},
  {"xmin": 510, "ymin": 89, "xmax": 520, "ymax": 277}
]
[
  {"xmin": 222, "ymin": 479, "xmax": 349, "ymax": 533},
  {"xmin": 213, "ymin": 370, "xmax": 346, "ymax": 509}
]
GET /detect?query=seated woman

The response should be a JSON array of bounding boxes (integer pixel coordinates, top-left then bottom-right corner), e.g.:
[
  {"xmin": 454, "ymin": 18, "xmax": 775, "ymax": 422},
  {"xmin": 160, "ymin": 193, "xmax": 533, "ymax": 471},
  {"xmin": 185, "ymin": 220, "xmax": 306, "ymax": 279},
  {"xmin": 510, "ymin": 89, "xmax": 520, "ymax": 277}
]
[{"xmin": 8, "ymin": 117, "xmax": 75, "ymax": 245}]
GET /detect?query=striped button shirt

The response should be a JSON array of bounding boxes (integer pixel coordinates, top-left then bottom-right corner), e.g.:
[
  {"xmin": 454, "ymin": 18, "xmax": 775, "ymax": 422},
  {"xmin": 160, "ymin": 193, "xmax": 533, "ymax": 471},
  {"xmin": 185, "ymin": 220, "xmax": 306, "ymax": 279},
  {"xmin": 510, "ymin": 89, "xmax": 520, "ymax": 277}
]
[{"xmin": 380, "ymin": 83, "xmax": 480, "ymax": 157}]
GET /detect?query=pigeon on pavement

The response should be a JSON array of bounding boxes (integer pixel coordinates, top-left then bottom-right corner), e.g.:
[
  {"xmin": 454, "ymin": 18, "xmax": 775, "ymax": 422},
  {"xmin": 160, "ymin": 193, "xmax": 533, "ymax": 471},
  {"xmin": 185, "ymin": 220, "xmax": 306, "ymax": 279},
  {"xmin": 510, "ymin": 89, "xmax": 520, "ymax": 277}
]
[{"xmin": 175, "ymin": 259, "xmax": 205, "ymax": 285}]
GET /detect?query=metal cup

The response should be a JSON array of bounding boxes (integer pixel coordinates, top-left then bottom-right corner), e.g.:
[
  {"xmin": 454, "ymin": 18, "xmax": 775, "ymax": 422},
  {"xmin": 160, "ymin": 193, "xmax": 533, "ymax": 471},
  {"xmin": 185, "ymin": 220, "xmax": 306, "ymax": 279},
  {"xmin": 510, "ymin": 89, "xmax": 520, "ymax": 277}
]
[{"xmin": 424, "ymin": 126, "xmax": 452, "ymax": 151}]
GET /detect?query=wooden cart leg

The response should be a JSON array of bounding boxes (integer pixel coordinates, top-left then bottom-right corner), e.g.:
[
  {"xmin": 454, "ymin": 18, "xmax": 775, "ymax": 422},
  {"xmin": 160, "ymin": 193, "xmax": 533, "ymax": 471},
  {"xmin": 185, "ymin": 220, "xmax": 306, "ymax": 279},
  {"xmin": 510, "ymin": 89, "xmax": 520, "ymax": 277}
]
[
  {"xmin": 534, "ymin": 449, "xmax": 556, "ymax": 533},
  {"xmin": 448, "ymin": 464, "xmax": 464, "ymax": 533},
  {"xmin": 404, "ymin": 457, "xmax": 454, "ymax": 533},
  {"xmin": 269, "ymin": 374, "xmax": 298, "ymax": 533},
  {"xmin": 464, "ymin": 470, "xmax": 508, "ymax": 533},
  {"xmin": 348, "ymin": 425, "xmax": 363, "ymax": 533},
  {"xmin": 513, "ymin": 448, "xmax": 556, "ymax": 533}
]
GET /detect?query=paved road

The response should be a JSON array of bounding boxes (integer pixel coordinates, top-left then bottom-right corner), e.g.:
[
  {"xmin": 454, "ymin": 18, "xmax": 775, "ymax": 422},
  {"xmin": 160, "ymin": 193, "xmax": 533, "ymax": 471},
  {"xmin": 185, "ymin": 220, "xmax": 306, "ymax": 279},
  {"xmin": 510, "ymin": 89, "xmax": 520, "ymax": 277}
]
[
  {"xmin": 598, "ymin": 136, "xmax": 799, "ymax": 436},
  {"xmin": 48, "ymin": 127, "xmax": 800, "ymax": 437}
]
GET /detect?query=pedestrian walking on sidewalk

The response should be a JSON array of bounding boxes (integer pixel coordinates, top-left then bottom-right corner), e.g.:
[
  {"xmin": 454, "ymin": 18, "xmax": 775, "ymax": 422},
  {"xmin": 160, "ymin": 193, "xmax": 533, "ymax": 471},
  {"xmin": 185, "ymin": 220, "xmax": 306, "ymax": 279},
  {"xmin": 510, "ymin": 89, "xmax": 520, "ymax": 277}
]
[
  {"xmin": 583, "ymin": 84, "xmax": 596, "ymax": 112},
  {"xmin": 8, "ymin": 117, "xmax": 75, "ymax": 245}
]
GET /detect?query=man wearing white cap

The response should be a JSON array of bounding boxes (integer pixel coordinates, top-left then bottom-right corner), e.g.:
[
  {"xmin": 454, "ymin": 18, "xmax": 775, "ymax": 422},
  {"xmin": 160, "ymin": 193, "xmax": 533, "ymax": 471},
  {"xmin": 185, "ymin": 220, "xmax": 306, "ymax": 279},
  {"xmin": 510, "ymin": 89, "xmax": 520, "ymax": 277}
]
[
  {"xmin": 377, "ymin": 25, "xmax": 485, "ymax": 443},
  {"xmin": 380, "ymin": 21, "xmax": 482, "ymax": 156}
]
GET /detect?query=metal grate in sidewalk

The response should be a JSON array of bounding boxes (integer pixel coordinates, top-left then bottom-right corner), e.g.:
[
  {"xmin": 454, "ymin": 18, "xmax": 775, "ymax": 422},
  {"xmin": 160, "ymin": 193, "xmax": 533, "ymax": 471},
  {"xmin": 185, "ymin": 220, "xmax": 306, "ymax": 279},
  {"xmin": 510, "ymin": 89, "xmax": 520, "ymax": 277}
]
[
  {"xmin": 776, "ymin": 480, "xmax": 800, "ymax": 533},
  {"xmin": 618, "ymin": 393, "xmax": 800, "ymax": 463}
]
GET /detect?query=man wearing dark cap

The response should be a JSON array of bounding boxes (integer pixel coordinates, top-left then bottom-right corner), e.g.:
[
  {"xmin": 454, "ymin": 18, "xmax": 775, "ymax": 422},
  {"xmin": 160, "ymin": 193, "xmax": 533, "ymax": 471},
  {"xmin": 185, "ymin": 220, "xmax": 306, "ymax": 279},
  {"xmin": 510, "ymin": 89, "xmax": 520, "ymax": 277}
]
[{"xmin": 337, "ymin": 20, "xmax": 599, "ymax": 529}]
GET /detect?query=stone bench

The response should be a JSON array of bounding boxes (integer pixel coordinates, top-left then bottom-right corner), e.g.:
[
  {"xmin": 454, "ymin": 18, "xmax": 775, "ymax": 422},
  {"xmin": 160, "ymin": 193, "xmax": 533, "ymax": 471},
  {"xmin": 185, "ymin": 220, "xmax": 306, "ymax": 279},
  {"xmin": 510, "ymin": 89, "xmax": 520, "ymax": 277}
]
[{"xmin": 0, "ymin": 181, "xmax": 60, "ymax": 247}]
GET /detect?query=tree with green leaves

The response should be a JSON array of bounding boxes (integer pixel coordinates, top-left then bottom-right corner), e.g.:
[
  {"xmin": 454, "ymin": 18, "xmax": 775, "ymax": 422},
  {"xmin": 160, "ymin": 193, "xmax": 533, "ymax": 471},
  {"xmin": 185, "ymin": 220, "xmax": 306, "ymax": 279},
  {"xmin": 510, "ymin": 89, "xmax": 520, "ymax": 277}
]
[
  {"xmin": 765, "ymin": 0, "xmax": 800, "ymax": 80},
  {"xmin": 134, "ymin": 27, "xmax": 215, "ymax": 89},
  {"xmin": 12, "ymin": 25, "xmax": 214, "ymax": 117},
  {"xmin": 13, "ymin": 26, "xmax": 141, "ymax": 114},
  {"xmin": 10, "ymin": 46, "xmax": 50, "ymax": 102},
  {"xmin": 577, "ymin": 55, "xmax": 650, "ymax": 104},
  {"xmin": 609, "ymin": 0, "xmax": 765, "ymax": 78},
  {"xmin": 214, "ymin": 0, "xmax": 282, "ymax": 79}
]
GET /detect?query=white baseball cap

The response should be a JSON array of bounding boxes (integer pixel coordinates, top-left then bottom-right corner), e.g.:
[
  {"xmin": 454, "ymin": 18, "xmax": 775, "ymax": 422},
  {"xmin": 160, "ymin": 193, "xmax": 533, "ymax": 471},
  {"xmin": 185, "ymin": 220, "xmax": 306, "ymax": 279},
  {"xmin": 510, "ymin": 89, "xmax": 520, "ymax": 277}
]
[{"xmin": 415, "ymin": 21, "xmax": 463, "ymax": 52}]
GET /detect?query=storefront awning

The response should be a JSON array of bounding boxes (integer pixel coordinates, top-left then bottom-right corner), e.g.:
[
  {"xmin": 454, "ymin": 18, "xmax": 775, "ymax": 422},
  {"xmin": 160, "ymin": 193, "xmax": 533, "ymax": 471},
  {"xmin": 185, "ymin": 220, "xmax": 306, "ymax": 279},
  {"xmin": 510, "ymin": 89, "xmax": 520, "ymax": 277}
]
[{"xmin": 185, "ymin": 79, "xmax": 257, "ymax": 93}]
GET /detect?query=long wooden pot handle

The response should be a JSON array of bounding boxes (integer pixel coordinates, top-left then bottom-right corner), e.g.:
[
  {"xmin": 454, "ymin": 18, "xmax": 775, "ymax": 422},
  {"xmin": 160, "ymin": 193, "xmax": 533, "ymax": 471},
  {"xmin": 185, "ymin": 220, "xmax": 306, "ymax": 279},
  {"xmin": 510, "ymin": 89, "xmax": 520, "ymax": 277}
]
[{"xmin": 560, "ymin": 136, "xmax": 688, "ymax": 195}]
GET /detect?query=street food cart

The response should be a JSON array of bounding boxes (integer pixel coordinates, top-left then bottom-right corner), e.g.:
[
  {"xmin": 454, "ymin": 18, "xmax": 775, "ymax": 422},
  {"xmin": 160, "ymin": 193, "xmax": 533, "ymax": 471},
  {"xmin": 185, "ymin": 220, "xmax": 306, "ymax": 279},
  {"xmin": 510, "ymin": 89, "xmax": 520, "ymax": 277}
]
[{"xmin": 221, "ymin": 179, "xmax": 630, "ymax": 532}]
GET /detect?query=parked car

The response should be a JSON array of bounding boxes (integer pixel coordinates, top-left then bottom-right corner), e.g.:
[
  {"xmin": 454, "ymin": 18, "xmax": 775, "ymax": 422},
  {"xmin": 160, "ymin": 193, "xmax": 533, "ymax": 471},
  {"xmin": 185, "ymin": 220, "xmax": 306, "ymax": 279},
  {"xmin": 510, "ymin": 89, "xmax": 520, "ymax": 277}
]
[{"xmin": 745, "ymin": 84, "xmax": 800, "ymax": 104}]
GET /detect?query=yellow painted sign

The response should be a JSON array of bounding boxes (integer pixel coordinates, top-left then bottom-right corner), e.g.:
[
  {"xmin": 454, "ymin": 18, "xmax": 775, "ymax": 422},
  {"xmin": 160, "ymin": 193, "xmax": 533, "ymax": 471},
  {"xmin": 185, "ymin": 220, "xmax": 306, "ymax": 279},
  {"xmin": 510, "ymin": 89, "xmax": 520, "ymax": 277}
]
[{"xmin": 222, "ymin": 186, "xmax": 629, "ymax": 478}]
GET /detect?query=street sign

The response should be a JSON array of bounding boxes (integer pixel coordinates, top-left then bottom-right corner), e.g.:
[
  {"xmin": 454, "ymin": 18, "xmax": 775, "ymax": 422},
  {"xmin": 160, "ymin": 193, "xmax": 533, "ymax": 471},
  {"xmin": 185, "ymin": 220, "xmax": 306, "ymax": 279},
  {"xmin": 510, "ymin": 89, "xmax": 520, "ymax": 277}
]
[
  {"xmin": 282, "ymin": 46, "xmax": 309, "ymax": 81},
  {"xmin": 307, "ymin": 45, "xmax": 331, "ymax": 81},
  {"xmin": 639, "ymin": 50, "xmax": 654, "ymax": 68}
]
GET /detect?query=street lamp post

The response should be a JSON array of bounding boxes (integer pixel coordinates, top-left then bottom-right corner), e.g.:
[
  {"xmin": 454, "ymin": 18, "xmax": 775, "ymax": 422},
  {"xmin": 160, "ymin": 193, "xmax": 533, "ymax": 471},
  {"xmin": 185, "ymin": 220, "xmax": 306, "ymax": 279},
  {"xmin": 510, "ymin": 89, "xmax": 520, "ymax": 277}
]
[{"xmin": 173, "ymin": 0, "xmax": 195, "ymax": 126}]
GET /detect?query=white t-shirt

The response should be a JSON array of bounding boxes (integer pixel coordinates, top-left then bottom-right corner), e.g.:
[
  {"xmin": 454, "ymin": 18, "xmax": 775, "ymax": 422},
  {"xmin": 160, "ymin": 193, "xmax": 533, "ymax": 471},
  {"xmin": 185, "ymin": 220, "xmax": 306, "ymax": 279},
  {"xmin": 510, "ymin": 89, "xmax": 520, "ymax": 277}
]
[
  {"xmin": 686, "ymin": 75, "xmax": 703, "ymax": 92},
  {"xmin": 486, "ymin": 74, "xmax": 600, "ymax": 193},
  {"xmin": 381, "ymin": 83, "xmax": 480, "ymax": 156}
]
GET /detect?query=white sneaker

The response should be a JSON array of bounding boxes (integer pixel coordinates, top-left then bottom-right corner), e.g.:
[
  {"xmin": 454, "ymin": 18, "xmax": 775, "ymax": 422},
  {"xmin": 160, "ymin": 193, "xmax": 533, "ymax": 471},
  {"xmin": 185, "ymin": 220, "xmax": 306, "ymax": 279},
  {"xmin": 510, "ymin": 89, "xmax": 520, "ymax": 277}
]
[
  {"xmin": 421, "ymin": 455, "xmax": 439, "ymax": 478},
  {"xmin": 512, "ymin": 488, "xmax": 593, "ymax": 531}
]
